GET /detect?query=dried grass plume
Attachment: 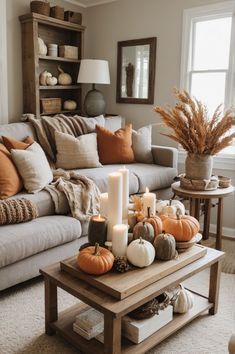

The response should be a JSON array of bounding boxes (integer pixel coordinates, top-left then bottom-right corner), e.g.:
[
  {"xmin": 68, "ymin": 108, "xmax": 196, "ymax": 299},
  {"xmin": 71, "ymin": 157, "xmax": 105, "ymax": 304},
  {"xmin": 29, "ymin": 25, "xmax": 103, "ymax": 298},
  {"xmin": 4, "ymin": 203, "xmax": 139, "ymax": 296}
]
[{"xmin": 154, "ymin": 88, "xmax": 235, "ymax": 155}]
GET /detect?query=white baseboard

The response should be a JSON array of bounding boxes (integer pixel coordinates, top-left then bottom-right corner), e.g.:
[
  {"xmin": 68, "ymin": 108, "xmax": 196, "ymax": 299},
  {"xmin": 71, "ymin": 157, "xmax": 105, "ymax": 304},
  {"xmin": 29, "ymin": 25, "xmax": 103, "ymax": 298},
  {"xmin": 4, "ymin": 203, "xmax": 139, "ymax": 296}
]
[{"xmin": 200, "ymin": 223, "xmax": 235, "ymax": 238}]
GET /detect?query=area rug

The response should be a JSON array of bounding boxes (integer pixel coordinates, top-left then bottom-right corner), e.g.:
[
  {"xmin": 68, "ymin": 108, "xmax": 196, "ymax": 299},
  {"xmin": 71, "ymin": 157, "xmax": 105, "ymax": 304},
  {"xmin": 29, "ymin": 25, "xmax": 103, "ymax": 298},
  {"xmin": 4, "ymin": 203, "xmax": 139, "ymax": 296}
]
[
  {"xmin": 222, "ymin": 238, "xmax": 235, "ymax": 274},
  {"xmin": 0, "ymin": 270, "xmax": 234, "ymax": 354}
]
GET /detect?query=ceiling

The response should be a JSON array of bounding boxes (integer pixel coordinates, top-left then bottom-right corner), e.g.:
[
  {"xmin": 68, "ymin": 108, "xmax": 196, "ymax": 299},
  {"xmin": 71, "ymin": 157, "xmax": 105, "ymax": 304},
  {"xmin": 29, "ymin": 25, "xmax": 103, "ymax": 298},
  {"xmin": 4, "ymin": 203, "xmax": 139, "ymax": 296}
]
[{"xmin": 66, "ymin": 0, "xmax": 118, "ymax": 8}]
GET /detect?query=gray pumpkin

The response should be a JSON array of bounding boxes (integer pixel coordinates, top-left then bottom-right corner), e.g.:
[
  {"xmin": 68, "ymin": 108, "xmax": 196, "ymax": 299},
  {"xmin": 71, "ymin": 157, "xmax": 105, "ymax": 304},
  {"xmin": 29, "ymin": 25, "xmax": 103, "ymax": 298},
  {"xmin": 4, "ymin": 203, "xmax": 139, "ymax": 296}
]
[
  {"xmin": 133, "ymin": 221, "xmax": 155, "ymax": 243},
  {"xmin": 154, "ymin": 231, "xmax": 176, "ymax": 260}
]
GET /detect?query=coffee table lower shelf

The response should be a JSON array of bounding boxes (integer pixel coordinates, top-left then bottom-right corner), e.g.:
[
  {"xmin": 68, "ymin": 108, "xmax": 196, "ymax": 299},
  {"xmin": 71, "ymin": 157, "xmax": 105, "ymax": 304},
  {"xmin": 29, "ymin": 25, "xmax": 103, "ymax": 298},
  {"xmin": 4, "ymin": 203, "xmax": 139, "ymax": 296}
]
[{"xmin": 50, "ymin": 293, "xmax": 213, "ymax": 354}]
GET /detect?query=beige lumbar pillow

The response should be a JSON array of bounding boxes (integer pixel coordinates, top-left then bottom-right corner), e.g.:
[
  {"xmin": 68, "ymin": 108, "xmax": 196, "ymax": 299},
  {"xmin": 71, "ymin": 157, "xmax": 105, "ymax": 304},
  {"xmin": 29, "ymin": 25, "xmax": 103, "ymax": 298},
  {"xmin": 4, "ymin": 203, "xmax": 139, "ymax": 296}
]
[
  {"xmin": 11, "ymin": 142, "xmax": 53, "ymax": 193},
  {"xmin": 55, "ymin": 131, "xmax": 102, "ymax": 169},
  {"xmin": 132, "ymin": 125, "xmax": 153, "ymax": 163}
]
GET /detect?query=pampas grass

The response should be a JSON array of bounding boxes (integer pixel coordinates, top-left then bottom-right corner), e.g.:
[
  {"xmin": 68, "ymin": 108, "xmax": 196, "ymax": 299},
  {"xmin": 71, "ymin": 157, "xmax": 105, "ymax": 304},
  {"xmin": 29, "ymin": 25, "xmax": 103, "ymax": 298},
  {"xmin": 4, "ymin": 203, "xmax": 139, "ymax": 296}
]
[{"xmin": 154, "ymin": 89, "xmax": 235, "ymax": 155}]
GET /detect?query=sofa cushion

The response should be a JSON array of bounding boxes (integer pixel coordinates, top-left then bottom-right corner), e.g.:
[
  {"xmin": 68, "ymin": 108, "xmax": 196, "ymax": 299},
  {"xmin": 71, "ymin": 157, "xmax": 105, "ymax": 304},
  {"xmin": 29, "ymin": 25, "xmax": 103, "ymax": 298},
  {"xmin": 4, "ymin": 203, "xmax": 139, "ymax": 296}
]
[
  {"xmin": 0, "ymin": 144, "xmax": 23, "ymax": 199},
  {"xmin": 0, "ymin": 122, "xmax": 37, "ymax": 142},
  {"xmin": 128, "ymin": 163, "xmax": 177, "ymax": 193},
  {"xmin": 0, "ymin": 215, "xmax": 81, "ymax": 268},
  {"xmin": 8, "ymin": 190, "xmax": 59, "ymax": 217},
  {"xmin": 2, "ymin": 136, "xmax": 34, "ymax": 151},
  {"xmin": 96, "ymin": 124, "xmax": 135, "ymax": 164},
  {"xmin": 73, "ymin": 164, "xmax": 139, "ymax": 194}
]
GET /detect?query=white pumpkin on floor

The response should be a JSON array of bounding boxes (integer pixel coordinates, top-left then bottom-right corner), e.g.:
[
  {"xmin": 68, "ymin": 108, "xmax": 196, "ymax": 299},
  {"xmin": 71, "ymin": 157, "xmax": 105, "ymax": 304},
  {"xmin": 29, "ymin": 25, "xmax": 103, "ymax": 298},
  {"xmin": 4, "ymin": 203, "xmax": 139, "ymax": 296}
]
[
  {"xmin": 127, "ymin": 237, "xmax": 155, "ymax": 268},
  {"xmin": 172, "ymin": 284, "xmax": 193, "ymax": 313},
  {"xmin": 156, "ymin": 199, "xmax": 185, "ymax": 216}
]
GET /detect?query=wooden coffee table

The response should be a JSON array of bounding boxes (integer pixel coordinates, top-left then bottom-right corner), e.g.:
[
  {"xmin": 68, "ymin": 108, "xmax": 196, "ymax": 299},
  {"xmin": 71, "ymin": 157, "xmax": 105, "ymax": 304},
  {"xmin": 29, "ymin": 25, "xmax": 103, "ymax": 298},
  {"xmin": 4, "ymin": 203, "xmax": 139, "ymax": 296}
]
[{"xmin": 40, "ymin": 247, "xmax": 224, "ymax": 354}]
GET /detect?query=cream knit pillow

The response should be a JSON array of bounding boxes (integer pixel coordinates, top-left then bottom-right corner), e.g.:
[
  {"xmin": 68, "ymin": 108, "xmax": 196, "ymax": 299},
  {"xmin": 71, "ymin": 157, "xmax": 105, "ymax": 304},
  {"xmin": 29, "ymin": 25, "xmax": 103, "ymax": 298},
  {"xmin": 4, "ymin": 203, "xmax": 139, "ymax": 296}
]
[
  {"xmin": 55, "ymin": 131, "xmax": 102, "ymax": 169},
  {"xmin": 11, "ymin": 142, "xmax": 53, "ymax": 193},
  {"xmin": 132, "ymin": 125, "xmax": 153, "ymax": 163}
]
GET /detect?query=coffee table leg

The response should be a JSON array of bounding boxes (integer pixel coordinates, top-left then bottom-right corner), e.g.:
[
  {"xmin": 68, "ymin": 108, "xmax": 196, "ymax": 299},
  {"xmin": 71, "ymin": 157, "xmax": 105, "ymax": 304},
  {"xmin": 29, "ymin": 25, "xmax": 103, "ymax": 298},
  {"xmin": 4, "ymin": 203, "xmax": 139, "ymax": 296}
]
[
  {"xmin": 216, "ymin": 198, "xmax": 223, "ymax": 250},
  {"xmin": 45, "ymin": 277, "xmax": 58, "ymax": 335},
  {"xmin": 104, "ymin": 314, "xmax": 121, "ymax": 354},
  {"xmin": 209, "ymin": 260, "xmax": 222, "ymax": 315}
]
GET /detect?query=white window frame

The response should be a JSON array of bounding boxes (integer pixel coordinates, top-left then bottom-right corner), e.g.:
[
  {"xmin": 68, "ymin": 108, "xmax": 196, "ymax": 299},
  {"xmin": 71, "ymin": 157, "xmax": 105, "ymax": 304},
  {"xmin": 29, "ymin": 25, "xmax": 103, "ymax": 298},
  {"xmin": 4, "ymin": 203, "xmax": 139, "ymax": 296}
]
[
  {"xmin": 0, "ymin": 0, "xmax": 8, "ymax": 124},
  {"xmin": 179, "ymin": 1, "xmax": 235, "ymax": 168}
]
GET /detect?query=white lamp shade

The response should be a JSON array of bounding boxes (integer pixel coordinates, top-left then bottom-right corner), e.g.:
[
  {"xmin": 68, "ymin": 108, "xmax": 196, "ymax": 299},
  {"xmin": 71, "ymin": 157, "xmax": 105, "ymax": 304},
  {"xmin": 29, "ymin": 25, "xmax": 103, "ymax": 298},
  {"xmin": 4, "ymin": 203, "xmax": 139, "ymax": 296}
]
[{"xmin": 77, "ymin": 59, "xmax": 110, "ymax": 84}]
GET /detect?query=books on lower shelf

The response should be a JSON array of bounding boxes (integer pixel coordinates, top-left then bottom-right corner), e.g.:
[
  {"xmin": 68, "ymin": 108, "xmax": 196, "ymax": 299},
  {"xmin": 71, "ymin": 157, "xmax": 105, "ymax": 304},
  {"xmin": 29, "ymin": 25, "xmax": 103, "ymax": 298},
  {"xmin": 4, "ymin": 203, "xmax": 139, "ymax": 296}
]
[
  {"xmin": 73, "ymin": 306, "xmax": 104, "ymax": 340},
  {"xmin": 76, "ymin": 304, "xmax": 173, "ymax": 344}
]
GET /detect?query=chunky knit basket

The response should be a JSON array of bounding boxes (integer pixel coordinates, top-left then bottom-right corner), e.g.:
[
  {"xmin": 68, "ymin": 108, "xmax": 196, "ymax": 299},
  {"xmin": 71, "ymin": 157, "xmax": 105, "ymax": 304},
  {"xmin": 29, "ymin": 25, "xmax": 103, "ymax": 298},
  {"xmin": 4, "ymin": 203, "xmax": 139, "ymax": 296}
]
[{"xmin": 0, "ymin": 198, "xmax": 38, "ymax": 225}]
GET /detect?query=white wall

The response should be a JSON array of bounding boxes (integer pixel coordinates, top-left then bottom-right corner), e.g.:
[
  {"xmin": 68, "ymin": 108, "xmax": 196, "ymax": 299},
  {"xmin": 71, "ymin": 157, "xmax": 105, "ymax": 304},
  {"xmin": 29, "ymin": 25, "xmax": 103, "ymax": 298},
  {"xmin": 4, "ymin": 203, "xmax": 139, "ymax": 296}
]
[{"xmin": 6, "ymin": 0, "xmax": 87, "ymax": 123}]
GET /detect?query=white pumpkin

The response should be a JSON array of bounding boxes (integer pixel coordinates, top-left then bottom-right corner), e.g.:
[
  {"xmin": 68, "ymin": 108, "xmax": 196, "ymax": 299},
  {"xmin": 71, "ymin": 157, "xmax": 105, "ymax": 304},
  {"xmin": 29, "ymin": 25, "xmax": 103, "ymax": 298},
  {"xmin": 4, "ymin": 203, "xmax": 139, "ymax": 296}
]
[
  {"xmin": 63, "ymin": 100, "xmax": 77, "ymax": 111},
  {"xmin": 38, "ymin": 37, "xmax": 47, "ymax": 55},
  {"xmin": 39, "ymin": 71, "xmax": 52, "ymax": 86},
  {"xmin": 172, "ymin": 284, "xmax": 193, "ymax": 314},
  {"xmin": 58, "ymin": 66, "xmax": 72, "ymax": 85},
  {"xmin": 46, "ymin": 76, "xmax": 58, "ymax": 86},
  {"xmin": 156, "ymin": 199, "xmax": 185, "ymax": 216},
  {"xmin": 127, "ymin": 237, "xmax": 155, "ymax": 268}
]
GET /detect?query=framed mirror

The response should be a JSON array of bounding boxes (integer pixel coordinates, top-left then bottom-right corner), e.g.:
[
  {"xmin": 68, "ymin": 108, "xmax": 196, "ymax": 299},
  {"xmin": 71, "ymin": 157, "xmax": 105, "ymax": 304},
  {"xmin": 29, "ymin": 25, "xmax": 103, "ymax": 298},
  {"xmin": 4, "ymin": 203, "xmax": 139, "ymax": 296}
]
[{"xmin": 116, "ymin": 37, "xmax": 157, "ymax": 104}]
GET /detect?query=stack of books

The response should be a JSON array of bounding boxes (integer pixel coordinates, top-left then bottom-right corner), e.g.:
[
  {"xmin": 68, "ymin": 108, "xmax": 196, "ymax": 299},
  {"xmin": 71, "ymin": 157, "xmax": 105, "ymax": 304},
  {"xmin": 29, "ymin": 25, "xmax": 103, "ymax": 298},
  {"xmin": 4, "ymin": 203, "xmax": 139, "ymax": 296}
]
[{"xmin": 73, "ymin": 306, "xmax": 104, "ymax": 340}]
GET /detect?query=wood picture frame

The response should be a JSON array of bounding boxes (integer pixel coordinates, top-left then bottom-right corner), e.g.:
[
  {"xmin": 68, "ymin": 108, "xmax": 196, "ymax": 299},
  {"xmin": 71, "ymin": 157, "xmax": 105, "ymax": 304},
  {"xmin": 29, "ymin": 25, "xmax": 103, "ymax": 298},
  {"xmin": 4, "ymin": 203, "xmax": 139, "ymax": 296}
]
[{"xmin": 116, "ymin": 37, "xmax": 157, "ymax": 104}]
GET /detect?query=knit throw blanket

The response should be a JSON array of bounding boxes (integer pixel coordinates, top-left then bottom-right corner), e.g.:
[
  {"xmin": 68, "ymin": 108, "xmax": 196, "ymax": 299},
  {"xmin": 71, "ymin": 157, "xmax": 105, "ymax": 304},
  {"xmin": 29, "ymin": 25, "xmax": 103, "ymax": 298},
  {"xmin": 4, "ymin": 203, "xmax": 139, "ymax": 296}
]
[
  {"xmin": 0, "ymin": 198, "xmax": 38, "ymax": 225},
  {"xmin": 44, "ymin": 169, "xmax": 101, "ymax": 222},
  {"xmin": 27, "ymin": 114, "xmax": 104, "ymax": 162}
]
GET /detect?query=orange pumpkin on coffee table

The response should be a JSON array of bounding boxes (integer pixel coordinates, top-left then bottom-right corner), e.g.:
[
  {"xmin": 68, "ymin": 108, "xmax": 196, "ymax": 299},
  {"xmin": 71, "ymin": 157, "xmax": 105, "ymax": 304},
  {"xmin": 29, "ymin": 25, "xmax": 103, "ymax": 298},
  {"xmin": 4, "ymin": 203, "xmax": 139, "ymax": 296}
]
[
  {"xmin": 162, "ymin": 212, "xmax": 200, "ymax": 242},
  {"xmin": 77, "ymin": 243, "xmax": 114, "ymax": 275}
]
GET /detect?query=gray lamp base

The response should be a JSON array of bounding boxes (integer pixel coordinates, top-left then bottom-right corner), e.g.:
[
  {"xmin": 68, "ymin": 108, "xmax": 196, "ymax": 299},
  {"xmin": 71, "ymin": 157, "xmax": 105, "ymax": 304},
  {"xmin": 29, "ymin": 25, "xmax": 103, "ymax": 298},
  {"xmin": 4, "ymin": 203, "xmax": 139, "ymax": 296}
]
[{"xmin": 84, "ymin": 88, "xmax": 106, "ymax": 117}]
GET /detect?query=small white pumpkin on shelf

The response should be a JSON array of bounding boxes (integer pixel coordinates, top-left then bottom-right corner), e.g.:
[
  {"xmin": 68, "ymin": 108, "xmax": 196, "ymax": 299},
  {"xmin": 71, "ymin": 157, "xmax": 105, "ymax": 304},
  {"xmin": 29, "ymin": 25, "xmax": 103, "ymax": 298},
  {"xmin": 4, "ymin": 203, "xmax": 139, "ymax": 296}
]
[
  {"xmin": 156, "ymin": 199, "xmax": 185, "ymax": 217},
  {"xmin": 126, "ymin": 237, "xmax": 155, "ymax": 268},
  {"xmin": 38, "ymin": 37, "xmax": 47, "ymax": 55},
  {"xmin": 39, "ymin": 70, "xmax": 52, "ymax": 86},
  {"xmin": 46, "ymin": 76, "xmax": 58, "ymax": 86},
  {"xmin": 172, "ymin": 284, "xmax": 193, "ymax": 314},
  {"xmin": 63, "ymin": 100, "xmax": 77, "ymax": 111},
  {"xmin": 58, "ymin": 66, "xmax": 72, "ymax": 85}
]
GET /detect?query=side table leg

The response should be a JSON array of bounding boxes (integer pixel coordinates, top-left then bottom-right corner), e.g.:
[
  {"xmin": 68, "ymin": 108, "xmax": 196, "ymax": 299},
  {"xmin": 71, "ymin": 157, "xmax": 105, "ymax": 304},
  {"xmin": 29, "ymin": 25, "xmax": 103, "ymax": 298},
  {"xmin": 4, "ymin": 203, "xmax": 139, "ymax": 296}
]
[
  {"xmin": 45, "ymin": 277, "xmax": 58, "ymax": 335},
  {"xmin": 104, "ymin": 314, "xmax": 121, "ymax": 354},
  {"xmin": 209, "ymin": 261, "xmax": 222, "ymax": 315},
  {"xmin": 203, "ymin": 199, "xmax": 211, "ymax": 240},
  {"xmin": 216, "ymin": 198, "xmax": 223, "ymax": 250}
]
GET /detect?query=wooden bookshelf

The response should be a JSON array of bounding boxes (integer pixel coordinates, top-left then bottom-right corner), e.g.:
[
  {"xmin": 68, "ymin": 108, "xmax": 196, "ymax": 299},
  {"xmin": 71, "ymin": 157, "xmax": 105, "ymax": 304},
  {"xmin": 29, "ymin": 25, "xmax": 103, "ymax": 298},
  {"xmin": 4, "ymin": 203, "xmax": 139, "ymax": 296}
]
[{"xmin": 19, "ymin": 13, "xmax": 86, "ymax": 117}]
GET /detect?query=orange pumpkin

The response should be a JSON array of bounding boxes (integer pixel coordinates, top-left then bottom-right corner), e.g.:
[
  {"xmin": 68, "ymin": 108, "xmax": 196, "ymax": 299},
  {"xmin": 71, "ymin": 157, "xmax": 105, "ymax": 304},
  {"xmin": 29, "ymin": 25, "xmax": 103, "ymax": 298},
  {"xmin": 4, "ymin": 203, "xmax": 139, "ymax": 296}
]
[
  {"xmin": 162, "ymin": 213, "xmax": 200, "ymax": 241},
  {"xmin": 145, "ymin": 207, "xmax": 163, "ymax": 238},
  {"xmin": 77, "ymin": 243, "xmax": 114, "ymax": 275}
]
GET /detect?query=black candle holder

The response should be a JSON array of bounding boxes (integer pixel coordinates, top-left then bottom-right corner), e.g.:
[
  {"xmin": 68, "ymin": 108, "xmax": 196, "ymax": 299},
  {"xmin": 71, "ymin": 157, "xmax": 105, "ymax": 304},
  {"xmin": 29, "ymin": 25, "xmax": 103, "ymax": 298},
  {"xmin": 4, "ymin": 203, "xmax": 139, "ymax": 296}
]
[{"xmin": 88, "ymin": 215, "xmax": 108, "ymax": 246}]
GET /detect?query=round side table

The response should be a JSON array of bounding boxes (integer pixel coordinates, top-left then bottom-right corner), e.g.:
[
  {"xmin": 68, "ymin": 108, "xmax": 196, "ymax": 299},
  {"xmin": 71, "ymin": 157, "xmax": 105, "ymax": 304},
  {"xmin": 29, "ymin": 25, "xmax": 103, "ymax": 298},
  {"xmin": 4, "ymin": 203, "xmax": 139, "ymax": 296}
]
[{"xmin": 171, "ymin": 182, "xmax": 234, "ymax": 250}]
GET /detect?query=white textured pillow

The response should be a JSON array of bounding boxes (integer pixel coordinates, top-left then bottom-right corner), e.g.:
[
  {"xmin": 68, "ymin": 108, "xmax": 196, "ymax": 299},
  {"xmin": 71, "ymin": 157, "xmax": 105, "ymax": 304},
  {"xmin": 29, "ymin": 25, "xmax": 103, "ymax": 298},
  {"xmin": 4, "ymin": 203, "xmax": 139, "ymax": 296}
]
[
  {"xmin": 132, "ymin": 125, "xmax": 153, "ymax": 163},
  {"xmin": 11, "ymin": 142, "xmax": 53, "ymax": 193},
  {"xmin": 55, "ymin": 131, "xmax": 102, "ymax": 169}
]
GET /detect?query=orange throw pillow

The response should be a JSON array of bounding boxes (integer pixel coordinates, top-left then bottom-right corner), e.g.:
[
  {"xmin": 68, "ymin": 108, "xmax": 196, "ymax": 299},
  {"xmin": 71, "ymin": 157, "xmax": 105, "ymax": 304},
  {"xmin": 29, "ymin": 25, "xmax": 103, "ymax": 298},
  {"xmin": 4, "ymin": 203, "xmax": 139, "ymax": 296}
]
[
  {"xmin": 0, "ymin": 144, "xmax": 23, "ymax": 199},
  {"xmin": 96, "ymin": 124, "xmax": 134, "ymax": 164},
  {"xmin": 2, "ymin": 136, "xmax": 34, "ymax": 151}
]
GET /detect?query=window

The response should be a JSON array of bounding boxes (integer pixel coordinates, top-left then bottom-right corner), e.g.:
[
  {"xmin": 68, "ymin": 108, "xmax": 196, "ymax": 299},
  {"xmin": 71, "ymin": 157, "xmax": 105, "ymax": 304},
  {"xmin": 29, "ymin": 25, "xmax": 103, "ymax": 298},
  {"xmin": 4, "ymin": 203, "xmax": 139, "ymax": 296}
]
[
  {"xmin": 181, "ymin": 1, "xmax": 235, "ymax": 116},
  {"xmin": 180, "ymin": 1, "xmax": 235, "ymax": 157}
]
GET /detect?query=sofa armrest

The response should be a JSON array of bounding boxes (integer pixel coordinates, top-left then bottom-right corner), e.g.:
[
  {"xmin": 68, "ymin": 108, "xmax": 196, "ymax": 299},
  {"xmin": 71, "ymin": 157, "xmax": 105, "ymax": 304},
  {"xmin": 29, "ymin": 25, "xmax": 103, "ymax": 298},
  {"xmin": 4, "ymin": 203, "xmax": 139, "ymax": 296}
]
[{"xmin": 151, "ymin": 145, "xmax": 178, "ymax": 169}]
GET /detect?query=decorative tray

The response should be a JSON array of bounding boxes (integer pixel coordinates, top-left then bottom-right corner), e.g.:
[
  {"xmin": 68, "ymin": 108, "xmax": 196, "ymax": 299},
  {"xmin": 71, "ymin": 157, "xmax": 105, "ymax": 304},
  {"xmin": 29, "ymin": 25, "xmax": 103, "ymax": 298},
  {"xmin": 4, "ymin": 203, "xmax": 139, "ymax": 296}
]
[{"xmin": 60, "ymin": 244, "xmax": 207, "ymax": 300}]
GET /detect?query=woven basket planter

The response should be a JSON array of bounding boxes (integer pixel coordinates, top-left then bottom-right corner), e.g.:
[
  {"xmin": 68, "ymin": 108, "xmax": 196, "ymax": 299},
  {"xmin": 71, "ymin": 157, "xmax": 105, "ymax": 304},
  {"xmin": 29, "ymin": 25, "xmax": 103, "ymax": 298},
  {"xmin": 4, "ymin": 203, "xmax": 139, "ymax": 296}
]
[{"xmin": 30, "ymin": 1, "xmax": 50, "ymax": 17}]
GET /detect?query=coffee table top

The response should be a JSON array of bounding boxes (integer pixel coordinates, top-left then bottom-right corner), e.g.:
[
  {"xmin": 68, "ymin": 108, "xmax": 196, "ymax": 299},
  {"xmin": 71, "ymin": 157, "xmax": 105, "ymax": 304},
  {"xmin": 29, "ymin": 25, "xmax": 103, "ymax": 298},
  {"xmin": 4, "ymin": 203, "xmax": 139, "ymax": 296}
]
[
  {"xmin": 40, "ymin": 247, "xmax": 224, "ymax": 318},
  {"xmin": 172, "ymin": 181, "xmax": 234, "ymax": 199}
]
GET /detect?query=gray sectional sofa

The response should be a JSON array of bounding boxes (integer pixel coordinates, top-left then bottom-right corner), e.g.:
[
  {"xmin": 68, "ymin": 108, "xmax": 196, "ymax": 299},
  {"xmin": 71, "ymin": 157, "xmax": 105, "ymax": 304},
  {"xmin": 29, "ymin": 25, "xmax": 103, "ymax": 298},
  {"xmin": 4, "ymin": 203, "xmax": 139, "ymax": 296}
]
[{"xmin": 0, "ymin": 117, "xmax": 178, "ymax": 291}]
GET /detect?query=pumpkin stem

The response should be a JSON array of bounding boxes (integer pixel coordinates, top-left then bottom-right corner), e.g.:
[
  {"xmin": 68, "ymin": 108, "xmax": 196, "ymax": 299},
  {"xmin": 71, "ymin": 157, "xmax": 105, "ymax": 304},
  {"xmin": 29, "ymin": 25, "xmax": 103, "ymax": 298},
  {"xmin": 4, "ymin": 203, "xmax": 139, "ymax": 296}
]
[
  {"xmin": 94, "ymin": 243, "xmax": 100, "ymax": 256},
  {"xmin": 139, "ymin": 237, "xmax": 144, "ymax": 244},
  {"xmin": 169, "ymin": 199, "xmax": 172, "ymax": 206},
  {"xmin": 147, "ymin": 206, "xmax": 151, "ymax": 218},
  {"xmin": 176, "ymin": 210, "xmax": 181, "ymax": 220},
  {"xmin": 58, "ymin": 65, "xmax": 64, "ymax": 73}
]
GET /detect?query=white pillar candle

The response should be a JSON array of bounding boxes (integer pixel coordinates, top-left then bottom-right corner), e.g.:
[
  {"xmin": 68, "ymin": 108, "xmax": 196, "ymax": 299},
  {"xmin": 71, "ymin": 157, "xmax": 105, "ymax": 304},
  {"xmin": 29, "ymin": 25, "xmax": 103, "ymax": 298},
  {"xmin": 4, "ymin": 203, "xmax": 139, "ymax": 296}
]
[
  {"xmin": 118, "ymin": 166, "xmax": 129, "ymax": 222},
  {"xmin": 107, "ymin": 172, "xmax": 123, "ymax": 241},
  {"xmin": 112, "ymin": 224, "xmax": 128, "ymax": 256},
  {"xmin": 100, "ymin": 192, "xmax": 108, "ymax": 217},
  {"xmin": 143, "ymin": 187, "xmax": 156, "ymax": 216}
]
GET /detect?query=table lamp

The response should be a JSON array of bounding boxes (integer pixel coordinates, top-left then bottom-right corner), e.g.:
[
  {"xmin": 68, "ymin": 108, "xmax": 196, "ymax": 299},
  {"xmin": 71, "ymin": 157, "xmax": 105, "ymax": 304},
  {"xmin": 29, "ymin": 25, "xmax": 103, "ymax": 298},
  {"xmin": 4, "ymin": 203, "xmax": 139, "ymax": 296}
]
[{"xmin": 77, "ymin": 59, "xmax": 110, "ymax": 117}]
